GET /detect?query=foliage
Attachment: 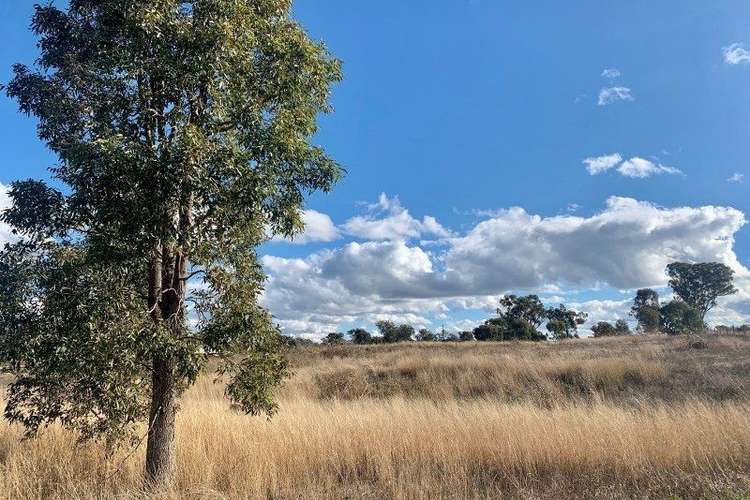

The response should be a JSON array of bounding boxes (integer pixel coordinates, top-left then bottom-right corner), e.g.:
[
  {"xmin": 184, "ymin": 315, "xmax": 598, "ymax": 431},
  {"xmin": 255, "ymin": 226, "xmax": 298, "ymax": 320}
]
[
  {"xmin": 321, "ymin": 333, "xmax": 346, "ymax": 345},
  {"xmin": 280, "ymin": 336, "xmax": 315, "ymax": 348},
  {"xmin": 591, "ymin": 322, "xmax": 617, "ymax": 338},
  {"xmin": 472, "ymin": 323, "xmax": 506, "ymax": 341},
  {"xmin": 472, "ymin": 295, "xmax": 549, "ymax": 342},
  {"xmin": 497, "ymin": 294, "xmax": 547, "ymax": 329},
  {"xmin": 375, "ymin": 321, "xmax": 414, "ymax": 343},
  {"xmin": 660, "ymin": 301, "xmax": 704, "ymax": 335},
  {"xmin": 545, "ymin": 305, "xmax": 587, "ymax": 340},
  {"xmin": 591, "ymin": 320, "xmax": 630, "ymax": 338},
  {"xmin": 348, "ymin": 328, "xmax": 373, "ymax": 345},
  {"xmin": 458, "ymin": 330, "xmax": 475, "ymax": 342},
  {"xmin": 0, "ymin": 0, "xmax": 342, "ymax": 479},
  {"xmin": 631, "ymin": 288, "xmax": 661, "ymax": 332},
  {"xmin": 415, "ymin": 328, "xmax": 437, "ymax": 342},
  {"xmin": 666, "ymin": 262, "xmax": 737, "ymax": 320},
  {"xmin": 614, "ymin": 319, "xmax": 631, "ymax": 335}
]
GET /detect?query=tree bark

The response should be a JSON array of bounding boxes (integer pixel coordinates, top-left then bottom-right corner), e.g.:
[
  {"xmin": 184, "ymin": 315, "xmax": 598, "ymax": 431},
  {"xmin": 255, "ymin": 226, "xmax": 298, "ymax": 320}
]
[
  {"xmin": 145, "ymin": 355, "xmax": 178, "ymax": 487},
  {"xmin": 144, "ymin": 243, "xmax": 181, "ymax": 487}
]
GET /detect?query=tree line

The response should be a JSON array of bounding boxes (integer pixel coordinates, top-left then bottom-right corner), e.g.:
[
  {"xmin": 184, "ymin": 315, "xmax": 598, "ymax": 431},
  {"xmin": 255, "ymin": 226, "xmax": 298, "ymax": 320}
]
[{"xmin": 300, "ymin": 261, "xmax": 740, "ymax": 346}]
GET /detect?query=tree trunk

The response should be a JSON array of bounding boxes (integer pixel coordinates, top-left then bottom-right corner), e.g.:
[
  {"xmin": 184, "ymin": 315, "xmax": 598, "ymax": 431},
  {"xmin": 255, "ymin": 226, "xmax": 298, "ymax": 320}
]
[
  {"xmin": 144, "ymin": 191, "xmax": 192, "ymax": 486},
  {"xmin": 145, "ymin": 356, "xmax": 178, "ymax": 487},
  {"xmin": 144, "ymin": 243, "xmax": 182, "ymax": 488}
]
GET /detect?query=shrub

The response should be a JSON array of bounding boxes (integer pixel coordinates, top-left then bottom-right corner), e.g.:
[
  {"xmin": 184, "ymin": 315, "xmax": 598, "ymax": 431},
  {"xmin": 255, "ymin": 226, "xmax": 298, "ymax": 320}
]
[{"xmin": 660, "ymin": 301, "xmax": 704, "ymax": 335}]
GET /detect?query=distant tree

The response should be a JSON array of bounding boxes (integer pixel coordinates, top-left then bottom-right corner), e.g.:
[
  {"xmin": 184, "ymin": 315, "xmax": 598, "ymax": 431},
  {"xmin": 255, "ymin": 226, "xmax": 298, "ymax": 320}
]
[
  {"xmin": 348, "ymin": 328, "xmax": 373, "ymax": 345},
  {"xmin": 280, "ymin": 335, "xmax": 315, "ymax": 348},
  {"xmin": 631, "ymin": 289, "xmax": 661, "ymax": 333},
  {"xmin": 472, "ymin": 323, "xmax": 506, "ymax": 341},
  {"xmin": 507, "ymin": 318, "xmax": 547, "ymax": 341},
  {"xmin": 477, "ymin": 294, "xmax": 548, "ymax": 341},
  {"xmin": 415, "ymin": 328, "xmax": 437, "ymax": 342},
  {"xmin": 458, "ymin": 330, "xmax": 475, "ymax": 342},
  {"xmin": 295, "ymin": 338, "xmax": 317, "ymax": 348},
  {"xmin": 614, "ymin": 319, "xmax": 631, "ymax": 335},
  {"xmin": 375, "ymin": 320, "xmax": 397, "ymax": 341},
  {"xmin": 714, "ymin": 324, "xmax": 750, "ymax": 335},
  {"xmin": 591, "ymin": 322, "xmax": 617, "ymax": 338},
  {"xmin": 498, "ymin": 294, "xmax": 547, "ymax": 329},
  {"xmin": 666, "ymin": 262, "xmax": 738, "ymax": 321},
  {"xmin": 592, "ymin": 320, "xmax": 630, "ymax": 337},
  {"xmin": 660, "ymin": 301, "xmax": 704, "ymax": 335},
  {"xmin": 435, "ymin": 327, "xmax": 459, "ymax": 342},
  {"xmin": 395, "ymin": 324, "xmax": 415, "ymax": 342},
  {"xmin": 376, "ymin": 321, "xmax": 414, "ymax": 343},
  {"xmin": 545, "ymin": 305, "xmax": 587, "ymax": 340},
  {"xmin": 322, "ymin": 332, "xmax": 346, "ymax": 345}
]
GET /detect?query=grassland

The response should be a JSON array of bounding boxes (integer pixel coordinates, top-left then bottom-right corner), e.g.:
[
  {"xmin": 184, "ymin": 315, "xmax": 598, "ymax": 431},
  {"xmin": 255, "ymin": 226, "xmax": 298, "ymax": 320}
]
[{"xmin": 2, "ymin": 334, "xmax": 750, "ymax": 499}]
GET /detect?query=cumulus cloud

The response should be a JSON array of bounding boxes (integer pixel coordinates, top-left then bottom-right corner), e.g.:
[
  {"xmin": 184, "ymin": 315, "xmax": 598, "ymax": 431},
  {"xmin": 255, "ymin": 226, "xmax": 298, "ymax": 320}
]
[
  {"xmin": 262, "ymin": 197, "xmax": 748, "ymax": 337},
  {"xmin": 583, "ymin": 153, "xmax": 623, "ymax": 175},
  {"xmin": 598, "ymin": 87, "xmax": 634, "ymax": 106},
  {"xmin": 708, "ymin": 275, "xmax": 750, "ymax": 326},
  {"xmin": 601, "ymin": 68, "xmax": 621, "ymax": 79},
  {"xmin": 728, "ymin": 173, "xmax": 744, "ymax": 183},
  {"xmin": 343, "ymin": 193, "xmax": 451, "ymax": 240},
  {"xmin": 275, "ymin": 209, "xmax": 340, "ymax": 245},
  {"xmin": 569, "ymin": 298, "xmax": 632, "ymax": 335},
  {"xmin": 723, "ymin": 43, "xmax": 750, "ymax": 65},
  {"xmin": 616, "ymin": 157, "xmax": 682, "ymax": 178}
]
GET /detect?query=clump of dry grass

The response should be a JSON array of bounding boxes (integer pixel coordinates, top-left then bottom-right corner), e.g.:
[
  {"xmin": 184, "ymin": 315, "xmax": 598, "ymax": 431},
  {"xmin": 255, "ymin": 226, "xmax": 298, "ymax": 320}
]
[
  {"xmin": 309, "ymin": 353, "xmax": 666, "ymax": 403},
  {"xmin": 1, "ymin": 335, "xmax": 750, "ymax": 499}
]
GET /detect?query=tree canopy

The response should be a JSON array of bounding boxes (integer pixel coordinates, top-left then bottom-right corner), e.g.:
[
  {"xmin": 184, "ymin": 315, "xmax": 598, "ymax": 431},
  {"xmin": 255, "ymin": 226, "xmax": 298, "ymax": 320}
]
[
  {"xmin": 660, "ymin": 300, "xmax": 704, "ymax": 335},
  {"xmin": 375, "ymin": 321, "xmax": 414, "ymax": 343},
  {"xmin": 631, "ymin": 288, "xmax": 661, "ymax": 333},
  {"xmin": 545, "ymin": 305, "xmax": 588, "ymax": 340},
  {"xmin": 666, "ymin": 262, "xmax": 737, "ymax": 320},
  {"xmin": 1, "ymin": 0, "xmax": 341, "ymax": 485}
]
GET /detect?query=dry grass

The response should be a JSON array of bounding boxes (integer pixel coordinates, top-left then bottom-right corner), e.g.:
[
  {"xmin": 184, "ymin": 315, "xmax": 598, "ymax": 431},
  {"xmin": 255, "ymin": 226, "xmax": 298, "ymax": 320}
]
[{"xmin": 2, "ymin": 335, "xmax": 750, "ymax": 499}]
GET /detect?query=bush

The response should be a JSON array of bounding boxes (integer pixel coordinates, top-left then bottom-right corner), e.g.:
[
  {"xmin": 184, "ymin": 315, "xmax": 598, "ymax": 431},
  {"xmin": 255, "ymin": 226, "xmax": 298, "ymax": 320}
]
[
  {"xmin": 376, "ymin": 321, "xmax": 415, "ymax": 343},
  {"xmin": 592, "ymin": 322, "xmax": 617, "ymax": 338},
  {"xmin": 415, "ymin": 328, "xmax": 437, "ymax": 342},
  {"xmin": 322, "ymin": 332, "xmax": 346, "ymax": 345},
  {"xmin": 349, "ymin": 328, "xmax": 373, "ymax": 345},
  {"xmin": 660, "ymin": 301, "xmax": 704, "ymax": 335}
]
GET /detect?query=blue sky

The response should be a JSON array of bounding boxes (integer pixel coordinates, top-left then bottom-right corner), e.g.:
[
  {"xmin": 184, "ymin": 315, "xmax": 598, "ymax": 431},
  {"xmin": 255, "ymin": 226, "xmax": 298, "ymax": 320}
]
[{"xmin": 1, "ymin": 1, "xmax": 749, "ymax": 337}]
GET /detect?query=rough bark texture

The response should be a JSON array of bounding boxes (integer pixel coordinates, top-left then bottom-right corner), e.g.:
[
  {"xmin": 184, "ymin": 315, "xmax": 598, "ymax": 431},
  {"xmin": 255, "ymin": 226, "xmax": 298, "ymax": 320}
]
[
  {"xmin": 145, "ymin": 356, "xmax": 178, "ymax": 486},
  {"xmin": 145, "ymin": 244, "xmax": 185, "ymax": 486}
]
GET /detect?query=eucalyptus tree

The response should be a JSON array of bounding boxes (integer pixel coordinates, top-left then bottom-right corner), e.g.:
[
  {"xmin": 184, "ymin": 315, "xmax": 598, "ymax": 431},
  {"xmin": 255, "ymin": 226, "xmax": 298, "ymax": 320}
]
[
  {"xmin": 1, "ymin": 0, "xmax": 341, "ymax": 486},
  {"xmin": 545, "ymin": 304, "xmax": 588, "ymax": 339},
  {"xmin": 631, "ymin": 288, "xmax": 661, "ymax": 333},
  {"xmin": 666, "ymin": 262, "xmax": 737, "ymax": 321}
]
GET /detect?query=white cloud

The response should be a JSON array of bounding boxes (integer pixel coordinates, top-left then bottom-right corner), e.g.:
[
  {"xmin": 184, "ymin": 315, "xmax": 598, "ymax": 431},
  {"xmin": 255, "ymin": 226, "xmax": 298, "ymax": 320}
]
[
  {"xmin": 598, "ymin": 87, "xmax": 634, "ymax": 106},
  {"xmin": 723, "ymin": 43, "xmax": 750, "ymax": 65},
  {"xmin": 616, "ymin": 157, "xmax": 682, "ymax": 178},
  {"xmin": 567, "ymin": 298, "xmax": 632, "ymax": 336},
  {"xmin": 0, "ymin": 183, "xmax": 14, "ymax": 246},
  {"xmin": 275, "ymin": 209, "xmax": 340, "ymax": 245},
  {"xmin": 601, "ymin": 68, "xmax": 621, "ymax": 79},
  {"xmin": 262, "ymin": 197, "xmax": 748, "ymax": 337},
  {"xmin": 584, "ymin": 155, "xmax": 682, "ymax": 179},
  {"xmin": 707, "ymin": 275, "xmax": 750, "ymax": 327},
  {"xmin": 343, "ymin": 193, "xmax": 451, "ymax": 240},
  {"xmin": 728, "ymin": 173, "xmax": 744, "ymax": 183},
  {"xmin": 584, "ymin": 153, "xmax": 623, "ymax": 175}
]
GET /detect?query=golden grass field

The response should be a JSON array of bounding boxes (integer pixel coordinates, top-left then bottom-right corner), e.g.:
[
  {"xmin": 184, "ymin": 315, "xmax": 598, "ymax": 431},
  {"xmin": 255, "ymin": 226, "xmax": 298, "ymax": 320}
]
[{"xmin": 2, "ymin": 334, "xmax": 750, "ymax": 499}]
